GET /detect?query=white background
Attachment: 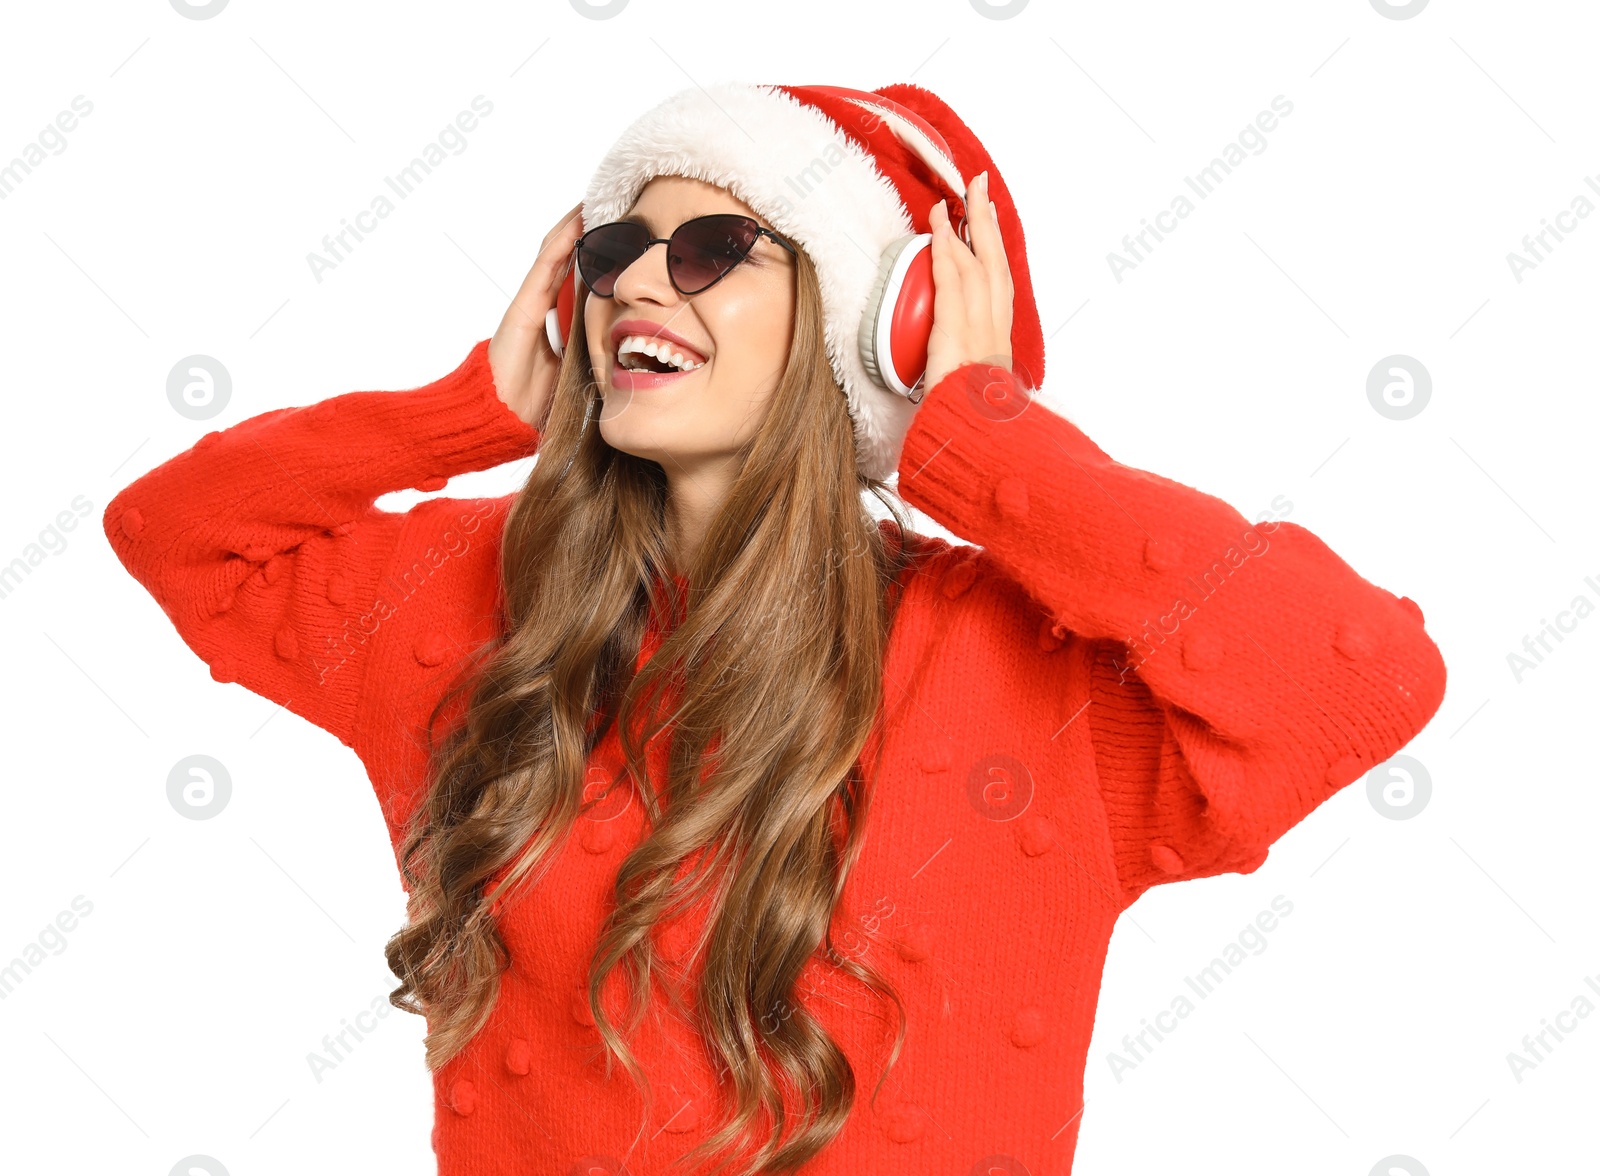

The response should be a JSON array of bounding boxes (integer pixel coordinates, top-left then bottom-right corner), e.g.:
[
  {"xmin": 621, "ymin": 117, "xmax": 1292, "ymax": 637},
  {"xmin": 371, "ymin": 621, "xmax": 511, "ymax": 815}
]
[{"xmin": 1, "ymin": 1, "xmax": 1595, "ymax": 1174}]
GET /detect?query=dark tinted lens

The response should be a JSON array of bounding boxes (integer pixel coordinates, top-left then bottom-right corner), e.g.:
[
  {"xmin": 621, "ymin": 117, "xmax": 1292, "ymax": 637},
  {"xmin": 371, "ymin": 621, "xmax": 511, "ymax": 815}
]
[
  {"xmin": 670, "ymin": 216, "xmax": 762, "ymax": 294},
  {"xmin": 577, "ymin": 222, "xmax": 651, "ymax": 297}
]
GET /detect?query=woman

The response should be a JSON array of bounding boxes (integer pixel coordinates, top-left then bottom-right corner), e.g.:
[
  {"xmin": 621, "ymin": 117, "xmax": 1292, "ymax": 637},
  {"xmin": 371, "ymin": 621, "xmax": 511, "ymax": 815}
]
[{"xmin": 104, "ymin": 82, "xmax": 1447, "ymax": 1176}]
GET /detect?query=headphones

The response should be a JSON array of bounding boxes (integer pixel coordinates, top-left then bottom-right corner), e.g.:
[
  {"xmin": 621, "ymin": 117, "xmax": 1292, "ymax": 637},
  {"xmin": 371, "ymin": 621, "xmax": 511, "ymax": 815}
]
[{"xmin": 546, "ymin": 87, "xmax": 970, "ymax": 404}]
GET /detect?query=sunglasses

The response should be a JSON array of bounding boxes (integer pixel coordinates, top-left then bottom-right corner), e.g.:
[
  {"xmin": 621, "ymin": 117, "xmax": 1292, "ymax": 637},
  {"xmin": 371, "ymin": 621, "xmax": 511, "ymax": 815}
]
[{"xmin": 574, "ymin": 213, "xmax": 797, "ymax": 299}]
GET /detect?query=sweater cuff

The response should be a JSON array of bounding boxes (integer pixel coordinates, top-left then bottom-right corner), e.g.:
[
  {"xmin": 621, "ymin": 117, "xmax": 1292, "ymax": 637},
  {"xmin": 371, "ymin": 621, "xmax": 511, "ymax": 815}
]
[
  {"xmin": 378, "ymin": 337, "xmax": 542, "ymax": 474},
  {"xmin": 896, "ymin": 360, "xmax": 1042, "ymax": 551}
]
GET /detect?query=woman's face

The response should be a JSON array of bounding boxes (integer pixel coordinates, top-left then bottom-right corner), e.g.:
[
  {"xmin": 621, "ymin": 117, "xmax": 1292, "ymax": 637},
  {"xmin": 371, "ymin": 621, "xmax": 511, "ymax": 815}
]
[{"xmin": 583, "ymin": 175, "xmax": 797, "ymax": 476}]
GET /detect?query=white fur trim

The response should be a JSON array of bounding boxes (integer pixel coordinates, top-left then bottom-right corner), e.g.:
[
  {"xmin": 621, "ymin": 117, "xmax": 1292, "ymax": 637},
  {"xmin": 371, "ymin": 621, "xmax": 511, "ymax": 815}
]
[{"xmin": 582, "ymin": 82, "xmax": 922, "ymax": 482}]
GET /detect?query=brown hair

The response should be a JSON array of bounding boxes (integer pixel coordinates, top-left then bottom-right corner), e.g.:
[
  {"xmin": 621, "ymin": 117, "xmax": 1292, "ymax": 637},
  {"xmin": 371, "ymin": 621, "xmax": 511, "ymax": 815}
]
[{"xmin": 383, "ymin": 241, "xmax": 928, "ymax": 1174}]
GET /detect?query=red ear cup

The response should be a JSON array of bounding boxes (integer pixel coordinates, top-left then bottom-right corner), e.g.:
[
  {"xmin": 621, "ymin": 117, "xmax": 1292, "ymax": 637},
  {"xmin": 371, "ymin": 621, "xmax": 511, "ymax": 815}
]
[
  {"xmin": 810, "ymin": 86, "xmax": 970, "ymax": 402},
  {"xmin": 858, "ymin": 233, "xmax": 937, "ymax": 401},
  {"xmin": 545, "ymin": 256, "xmax": 579, "ymax": 358}
]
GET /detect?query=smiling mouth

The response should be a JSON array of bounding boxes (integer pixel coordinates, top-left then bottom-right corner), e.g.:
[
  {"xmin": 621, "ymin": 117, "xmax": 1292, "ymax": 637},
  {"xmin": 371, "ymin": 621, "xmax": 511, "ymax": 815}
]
[{"xmin": 614, "ymin": 335, "xmax": 707, "ymax": 374}]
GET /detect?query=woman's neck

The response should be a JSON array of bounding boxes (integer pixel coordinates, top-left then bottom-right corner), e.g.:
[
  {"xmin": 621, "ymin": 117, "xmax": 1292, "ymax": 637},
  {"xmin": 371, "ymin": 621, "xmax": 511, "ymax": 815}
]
[{"xmin": 663, "ymin": 455, "xmax": 740, "ymax": 574}]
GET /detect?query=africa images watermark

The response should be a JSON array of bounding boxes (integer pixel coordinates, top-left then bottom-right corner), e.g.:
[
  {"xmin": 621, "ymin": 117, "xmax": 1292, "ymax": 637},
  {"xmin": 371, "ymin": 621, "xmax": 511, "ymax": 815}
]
[
  {"xmin": 1504, "ymin": 571, "xmax": 1600, "ymax": 684},
  {"xmin": 306, "ymin": 95, "xmax": 495, "ymax": 284},
  {"xmin": 306, "ymin": 990, "xmax": 396, "ymax": 1083},
  {"xmin": 1505, "ymin": 970, "xmax": 1600, "ymax": 1084},
  {"xmin": 1505, "ymin": 172, "xmax": 1600, "ymax": 284},
  {"xmin": 0, "ymin": 495, "xmax": 94, "ymax": 604},
  {"xmin": 1, "ymin": 94, "xmax": 95, "ymax": 201},
  {"xmin": 762, "ymin": 109, "xmax": 885, "ymax": 222},
  {"xmin": 1106, "ymin": 894, "xmax": 1295, "ymax": 1082},
  {"xmin": 1112, "ymin": 495, "xmax": 1295, "ymax": 684},
  {"xmin": 0, "ymin": 895, "xmax": 95, "ymax": 1001},
  {"xmin": 1108, "ymin": 95, "xmax": 1295, "ymax": 283},
  {"xmin": 311, "ymin": 500, "xmax": 497, "ymax": 686}
]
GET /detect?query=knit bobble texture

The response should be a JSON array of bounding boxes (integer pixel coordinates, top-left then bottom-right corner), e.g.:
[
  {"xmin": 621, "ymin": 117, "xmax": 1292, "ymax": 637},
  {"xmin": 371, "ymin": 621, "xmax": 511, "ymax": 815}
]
[{"xmin": 96, "ymin": 339, "xmax": 1446, "ymax": 1175}]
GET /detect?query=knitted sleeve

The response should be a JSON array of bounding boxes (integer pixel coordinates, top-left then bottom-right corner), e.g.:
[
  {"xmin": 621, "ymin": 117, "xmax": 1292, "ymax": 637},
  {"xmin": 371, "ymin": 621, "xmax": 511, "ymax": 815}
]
[
  {"xmin": 102, "ymin": 337, "xmax": 540, "ymax": 749},
  {"xmin": 895, "ymin": 361, "xmax": 1448, "ymax": 907}
]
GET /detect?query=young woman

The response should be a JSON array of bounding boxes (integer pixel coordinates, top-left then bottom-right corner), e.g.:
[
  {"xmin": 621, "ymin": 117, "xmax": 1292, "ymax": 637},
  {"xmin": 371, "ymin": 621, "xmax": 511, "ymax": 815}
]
[{"xmin": 104, "ymin": 83, "xmax": 1447, "ymax": 1176}]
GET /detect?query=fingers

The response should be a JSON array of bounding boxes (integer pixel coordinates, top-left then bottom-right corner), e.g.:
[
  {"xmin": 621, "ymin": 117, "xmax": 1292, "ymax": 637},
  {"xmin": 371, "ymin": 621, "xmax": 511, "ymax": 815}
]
[
  {"xmin": 934, "ymin": 197, "xmax": 990, "ymax": 336},
  {"xmin": 928, "ymin": 200, "xmax": 965, "ymax": 313},
  {"xmin": 966, "ymin": 173, "xmax": 1012, "ymax": 293},
  {"xmin": 963, "ymin": 173, "xmax": 1014, "ymax": 338},
  {"xmin": 541, "ymin": 200, "xmax": 584, "ymax": 252},
  {"xmin": 539, "ymin": 204, "xmax": 584, "ymax": 281},
  {"xmin": 927, "ymin": 178, "xmax": 1015, "ymax": 379},
  {"xmin": 505, "ymin": 205, "xmax": 584, "ymax": 335},
  {"xmin": 931, "ymin": 199, "xmax": 977, "ymax": 291}
]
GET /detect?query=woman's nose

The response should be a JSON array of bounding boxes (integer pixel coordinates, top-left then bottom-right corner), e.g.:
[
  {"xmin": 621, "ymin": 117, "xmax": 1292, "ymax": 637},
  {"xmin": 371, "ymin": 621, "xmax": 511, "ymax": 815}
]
[{"xmin": 612, "ymin": 240, "xmax": 675, "ymax": 304}]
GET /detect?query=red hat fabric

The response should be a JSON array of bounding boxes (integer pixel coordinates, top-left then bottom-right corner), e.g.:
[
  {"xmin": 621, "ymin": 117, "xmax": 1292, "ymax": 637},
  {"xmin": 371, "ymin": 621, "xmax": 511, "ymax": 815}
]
[{"xmin": 581, "ymin": 81, "xmax": 1043, "ymax": 482}]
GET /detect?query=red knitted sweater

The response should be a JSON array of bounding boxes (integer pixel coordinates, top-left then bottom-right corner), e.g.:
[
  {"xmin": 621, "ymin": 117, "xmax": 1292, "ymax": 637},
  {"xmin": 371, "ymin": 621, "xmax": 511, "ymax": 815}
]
[{"xmin": 104, "ymin": 338, "xmax": 1446, "ymax": 1175}]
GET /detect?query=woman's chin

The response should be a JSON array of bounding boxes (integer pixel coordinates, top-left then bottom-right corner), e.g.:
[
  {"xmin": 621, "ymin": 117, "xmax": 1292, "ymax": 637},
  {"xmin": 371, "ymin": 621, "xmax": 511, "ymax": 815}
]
[{"xmin": 596, "ymin": 412, "xmax": 668, "ymax": 458}]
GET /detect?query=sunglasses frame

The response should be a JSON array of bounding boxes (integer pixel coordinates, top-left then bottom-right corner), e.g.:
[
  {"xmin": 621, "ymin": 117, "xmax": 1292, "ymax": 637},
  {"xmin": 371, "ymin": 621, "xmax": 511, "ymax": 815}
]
[{"xmin": 573, "ymin": 213, "xmax": 798, "ymax": 299}]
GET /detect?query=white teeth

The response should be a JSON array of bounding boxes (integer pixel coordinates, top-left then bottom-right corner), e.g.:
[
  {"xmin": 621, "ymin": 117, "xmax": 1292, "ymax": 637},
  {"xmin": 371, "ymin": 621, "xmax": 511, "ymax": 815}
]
[{"xmin": 616, "ymin": 334, "xmax": 705, "ymax": 373}]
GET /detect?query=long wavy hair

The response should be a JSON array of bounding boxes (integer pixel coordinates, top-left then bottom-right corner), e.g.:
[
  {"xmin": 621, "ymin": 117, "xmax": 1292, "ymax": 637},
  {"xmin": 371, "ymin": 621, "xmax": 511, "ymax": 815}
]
[{"xmin": 383, "ymin": 238, "xmax": 930, "ymax": 1174}]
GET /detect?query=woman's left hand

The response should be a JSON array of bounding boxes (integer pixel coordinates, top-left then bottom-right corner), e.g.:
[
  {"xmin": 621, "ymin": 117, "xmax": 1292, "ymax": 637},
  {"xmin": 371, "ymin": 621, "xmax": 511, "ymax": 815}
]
[{"xmin": 923, "ymin": 170, "xmax": 1015, "ymax": 395}]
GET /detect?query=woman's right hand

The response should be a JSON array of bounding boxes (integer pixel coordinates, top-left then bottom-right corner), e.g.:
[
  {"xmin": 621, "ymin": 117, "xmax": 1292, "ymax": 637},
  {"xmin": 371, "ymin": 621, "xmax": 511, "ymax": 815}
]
[{"xmin": 488, "ymin": 200, "xmax": 585, "ymax": 430}]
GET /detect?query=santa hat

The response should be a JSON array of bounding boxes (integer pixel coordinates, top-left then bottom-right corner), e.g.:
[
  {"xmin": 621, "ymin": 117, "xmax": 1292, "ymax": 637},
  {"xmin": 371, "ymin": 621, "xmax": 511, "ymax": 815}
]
[{"xmin": 581, "ymin": 81, "xmax": 1044, "ymax": 483}]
